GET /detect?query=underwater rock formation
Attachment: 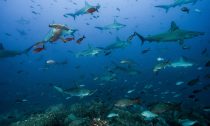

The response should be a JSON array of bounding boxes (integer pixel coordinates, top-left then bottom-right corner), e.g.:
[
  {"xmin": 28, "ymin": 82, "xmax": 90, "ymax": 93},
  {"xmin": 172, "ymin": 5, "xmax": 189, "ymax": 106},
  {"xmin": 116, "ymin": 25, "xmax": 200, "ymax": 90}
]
[
  {"xmin": 11, "ymin": 104, "xmax": 68, "ymax": 126},
  {"xmin": 7, "ymin": 100, "xmax": 210, "ymax": 126}
]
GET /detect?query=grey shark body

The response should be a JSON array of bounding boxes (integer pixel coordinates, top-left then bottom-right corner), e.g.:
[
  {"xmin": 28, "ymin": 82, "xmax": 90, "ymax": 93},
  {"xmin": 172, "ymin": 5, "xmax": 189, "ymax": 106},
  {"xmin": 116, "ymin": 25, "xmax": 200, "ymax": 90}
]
[
  {"xmin": 54, "ymin": 86, "xmax": 97, "ymax": 98},
  {"xmin": 72, "ymin": 45, "xmax": 104, "ymax": 57},
  {"xmin": 155, "ymin": 0, "xmax": 200, "ymax": 12},
  {"xmin": 64, "ymin": 2, "xmax": 100, "ymax": 20},
  {"xmin": 112, "ymin": 63, "xmax": 141, "ymax": 75},
  {"xmin": 104, "ymin": 37, "xmax": 130, "ymax": 50},
  {"xmin": 134, "ymin": 21, "xmax": 204, "ymax": 45},
  {"xmin": 94, "ymin": 72, "xmax": 117, "ymax": 82},
  {"xmin": 95, "ymin": 20, "xmax": 126, "ymax": 31},
  {"xmin": 169, "ymin": 57, "xmax": 194, "ymax": 68},
  {"xmin": 0, "ymin": 43, "xmax": 32, "ymax": 59}
]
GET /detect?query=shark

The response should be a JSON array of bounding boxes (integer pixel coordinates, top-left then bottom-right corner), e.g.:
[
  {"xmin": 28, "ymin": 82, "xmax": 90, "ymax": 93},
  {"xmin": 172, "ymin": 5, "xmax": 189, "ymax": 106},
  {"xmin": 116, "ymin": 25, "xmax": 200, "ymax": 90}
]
[
  {"xmin": 54, "ymin": 86, "xmax": 97, "ymax": 99},
  {"xmin": 132, "ymin": 21, "xmax": 204, "ymax": 45},
  {"xmin": 114, "ymin": 65, "xmax": 141, "ymax": 75},
  {"xmin": 103, "ymin": 37, "xmax": 130, "ymax": 51},
  {"xmin": 43, "ymin": 24, "xmax": 77, "ymax": 43},
  {"xmin": 0, "ymin": 43, "xmax": 33, "ymax": 59},
  {"xmin": 94, "ymin": 72, "xmax": 117, "ymax": 82},
  {"xmin": 153, "ymin": 60, "xmax": 171, "ymax": 73},
  {"xmin": 64, "ymin": 1, "xmax": 100, "ymax": 20},
  {"xmin": 95, "ymin": 20, "xmax": 126, "ymax": 31},
  {"xmin": 155, "ymin": 0, "xmax": 201, "ymax": 13},
  {"xmin": 70, "ymin": 45, "xmax": 104, "ymax": 57},
  {"xmin": 169, "ymin": 57, "xmax": 194, "ymax": 68},
  {"xmin": 111, "ymin": 61, "xmax": 141, "ymax": 75}
]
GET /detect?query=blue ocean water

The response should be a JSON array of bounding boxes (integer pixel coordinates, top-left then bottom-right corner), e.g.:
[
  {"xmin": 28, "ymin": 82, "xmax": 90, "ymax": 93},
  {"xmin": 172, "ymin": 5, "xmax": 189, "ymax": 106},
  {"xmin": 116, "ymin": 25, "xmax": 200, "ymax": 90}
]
[{"xmin": 0, "ymin": 0, "xmax": 210, "ymax": 125}]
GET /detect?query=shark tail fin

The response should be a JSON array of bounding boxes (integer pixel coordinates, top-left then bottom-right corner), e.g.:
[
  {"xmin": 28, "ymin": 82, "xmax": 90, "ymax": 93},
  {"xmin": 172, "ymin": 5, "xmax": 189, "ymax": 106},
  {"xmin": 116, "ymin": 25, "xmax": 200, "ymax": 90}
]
[
  {"xmin": 95, "ymin": 26, "xmax": 104, "ymax": 31},
  {"xmin": 155, "ymin": 5, "xmax": 170, "ymax": 13},
  {"xmin": 134, "ymin": 32, "xmax": 145, "ymax": 46}
]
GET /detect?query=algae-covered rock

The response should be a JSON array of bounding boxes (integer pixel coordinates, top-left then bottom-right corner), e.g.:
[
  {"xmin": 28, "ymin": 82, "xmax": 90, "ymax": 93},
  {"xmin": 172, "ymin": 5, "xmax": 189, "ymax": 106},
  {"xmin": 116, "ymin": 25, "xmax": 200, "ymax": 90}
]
[{"xmin": 11, "ymin": 104, "xmax": 68, "ymax": 126}]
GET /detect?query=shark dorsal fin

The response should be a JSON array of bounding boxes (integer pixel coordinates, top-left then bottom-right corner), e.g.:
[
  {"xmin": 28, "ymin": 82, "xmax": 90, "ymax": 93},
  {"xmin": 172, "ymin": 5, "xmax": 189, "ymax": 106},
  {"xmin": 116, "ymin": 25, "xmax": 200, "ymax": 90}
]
[
  {"xmin": 116, "ymin": 36, "xmax": 121, "ymax": 41},
  {"xmin": 85, "ymin": 1, "xmax": 91, "ymax": 7},
  {"xmin": 179, "ymin": 56, "xmax": 188, "ymax": 62},
  {"xmin": 169, "ymin": 21, "xmax": 179, "ymax": 32},
  {"xmin": 88, "ymin": 44, "xmax": 93, "ymax": 49},
  {"xmin": 0, "ymin": 43, "xmax": 4, "ymax": 50},
  {"xmin": 114, "ymin": 19, "xmax": 118, "ymax": 24},
  {"xmin": 179, "ymin": 57, "xmax": 184, "ymax": 62}
]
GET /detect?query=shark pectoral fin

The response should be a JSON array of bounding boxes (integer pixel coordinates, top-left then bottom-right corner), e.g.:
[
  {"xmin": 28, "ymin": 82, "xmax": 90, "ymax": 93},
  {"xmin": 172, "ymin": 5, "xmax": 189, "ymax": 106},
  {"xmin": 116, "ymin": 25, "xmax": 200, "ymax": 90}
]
[
  {"xmin": 21, "ymin": 45, "xmax": 34, "ymax": 55},
  {"xmin": 64, "ymin": 13, "xmax": 76, "ymax": 20},
  {"xmin": 155, "ymin": 5, "xmax": 170, "ymax": 13},
  {"xmin": 53, "ymin": 86, "xmax": 64, "ymax": 93},
  {"xmin": 90, "ymin": 89, "xmax": 98, "ymax": 96},
  {"xmin": 192, "ymin": 0, "xmax": 197, "ymax": 5},
  {"xmin": 178, "ymin": 40, "xmax": 184, "ymax": 45},
  {"xmin": 154, "ymin": 71, "xmax": 159, "ymax": 76},
  {"xmin": 114, "ymin": 19, "xmax": 118, "ymax": 24},
  {"xmin": 60, "ymin": 37, "xmax": 68, "ymax": 43},
  {"xmin": 65, "ymin": 96, "xmax": 72, "ymax": 100},
  {"xmin": 116, "ymin": 36, "xmax": 121, "ymax": 42},
  {"xmin": 0, "ymin": 43, "xmax": 4, "ymax": 50},
  {"xmin": 95, "ymin": 26, "xmax": 103, "ymax": 30},
  {"xmin": 88, "ymin": 44, "xmax": 93, "ymax": 49},
  {"xmin": 135, "ymin": 32, "xmax": 145, "ymax": 46},
  {"xmin": 116, "ymin": 28, "xmax": 120, "ymax": 31},
  {"xmin": 85, "ymin": 1, "xmax": 91, "ymax": 7}
]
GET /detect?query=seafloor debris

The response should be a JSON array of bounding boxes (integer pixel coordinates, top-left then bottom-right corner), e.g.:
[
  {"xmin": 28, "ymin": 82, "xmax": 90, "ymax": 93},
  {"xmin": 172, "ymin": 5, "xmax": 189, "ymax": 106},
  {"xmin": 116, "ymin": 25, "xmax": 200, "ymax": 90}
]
[
  {"xmin": 11, "ymin": 104, "xmax": 68, "ymax": 126},
  {"xmin": 6, "ymin": 100, "xmax": 210, "ymax": 126},
  {"xmin": 91, "ymin": 118, "xmax": 109, "ymax": 126}
]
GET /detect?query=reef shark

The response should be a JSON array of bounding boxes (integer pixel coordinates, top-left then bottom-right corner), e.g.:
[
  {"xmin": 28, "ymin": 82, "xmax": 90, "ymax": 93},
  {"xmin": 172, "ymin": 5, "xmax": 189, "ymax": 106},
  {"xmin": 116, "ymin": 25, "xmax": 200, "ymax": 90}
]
[
  {"xmin": 94, "ymin": 72, "xmax": 117, "ymax": 82},
  {"xmin": 54, "ymin": 86, "xmax": 97, "ymax": 99},
  {"xmin": 112, "ymin": 62, "xmax": 141, "ymax": 75},
  {"xmin": 64, "ymin": 1, "xmax": 100, "ymax": 20},
  {"xmin": 133, "ymin": 21, "xmax": 204, "ymax": 45},
  {"xmin": 155, "ymin": 0, "xmax": 201, "ymax": 12},
  {"xmin": 169, "ymin": 57, "xmax": 194, "ymax": 68},
  {"xmin": 95, "ymin": 20, "xmax": 126, "ymax": 31},
  {"xmin": 153, "ymin": 57, "xmax": 193, "ymax": 73},
  {"xmin": 153, "ymin": 60, "xmax": 171, "ymax": 73},
  {"xmin": 70, "ymin": 45, "xmax": 104, "ymax": 57},
  {"xmin": 0, "ymin": 43, "xmax": 33, "ymax": 59}
]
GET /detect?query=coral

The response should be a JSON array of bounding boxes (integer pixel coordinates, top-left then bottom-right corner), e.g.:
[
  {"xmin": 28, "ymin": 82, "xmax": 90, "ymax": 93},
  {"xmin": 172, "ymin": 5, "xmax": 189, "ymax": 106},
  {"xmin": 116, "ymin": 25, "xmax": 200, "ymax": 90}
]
[
  {"xmin": 90, "ymin": 118, "xmax": 109, "ymax": 126},
  {"xmin": 7, "ymin": 101, "xmax": 210, "ymax": 126},
  {"xmin": 11, "ymin": 104, "xmax": 68, "ymax": 126}
]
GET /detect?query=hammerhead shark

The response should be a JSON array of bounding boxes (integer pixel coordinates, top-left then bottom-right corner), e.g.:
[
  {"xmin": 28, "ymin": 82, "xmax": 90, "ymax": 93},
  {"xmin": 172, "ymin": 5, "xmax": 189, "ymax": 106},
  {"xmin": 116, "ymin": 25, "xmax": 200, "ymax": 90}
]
[
  {"xmin": 43, "ymin": 24, "xmax": 77, "ymax": 43},
  {"xmin": 130, "ymin": 21, "xmax": 204, "ymax": 45},
  {"xmin": 95, "ymin": 20, "xmax": 126, "ymax": 31},
  {"xmin": 64, "ymin": 2, "xmax": 100, "ymax": 20},
  {"xmin": 155, "ymin": 0, "xmax": 200, "ymax": 13},
  {"xmin": 0, "ymin": 43, "xmax": 33, "ymax": 59}
]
